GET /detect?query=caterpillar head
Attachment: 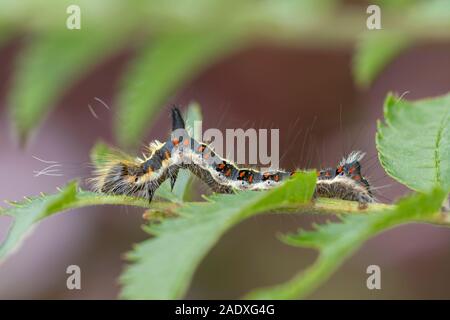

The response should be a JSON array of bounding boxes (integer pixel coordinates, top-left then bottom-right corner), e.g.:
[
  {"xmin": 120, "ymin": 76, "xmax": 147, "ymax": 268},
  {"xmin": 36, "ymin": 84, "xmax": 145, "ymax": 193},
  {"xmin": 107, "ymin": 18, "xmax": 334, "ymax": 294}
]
[{"xmin": 336, "ymin": 151, "xmax": 372, "ymax": 193}]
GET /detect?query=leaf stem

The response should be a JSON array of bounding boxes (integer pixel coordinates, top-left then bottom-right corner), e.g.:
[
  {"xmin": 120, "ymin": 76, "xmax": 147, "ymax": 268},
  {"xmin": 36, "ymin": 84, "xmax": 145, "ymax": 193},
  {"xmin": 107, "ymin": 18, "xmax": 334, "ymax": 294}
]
[{"xmin": 139, "ymin": 196, "xmax": 450, "ymax": 227}]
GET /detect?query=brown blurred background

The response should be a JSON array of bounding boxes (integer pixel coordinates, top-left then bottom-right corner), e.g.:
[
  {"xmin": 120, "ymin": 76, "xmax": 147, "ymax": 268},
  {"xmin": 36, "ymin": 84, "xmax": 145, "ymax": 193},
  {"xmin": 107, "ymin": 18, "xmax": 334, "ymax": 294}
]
[{"xmin": 1, "ymin": 31, "xmax": 450, "ymax": 299}]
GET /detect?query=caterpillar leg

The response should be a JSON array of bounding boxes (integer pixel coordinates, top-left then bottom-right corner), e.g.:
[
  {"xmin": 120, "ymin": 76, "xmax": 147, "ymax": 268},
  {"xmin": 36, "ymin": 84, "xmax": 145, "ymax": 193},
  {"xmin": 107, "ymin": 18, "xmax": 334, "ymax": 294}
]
[
  {"xmin": 170, "ymin": 168, "xmax": 179, "ymax": 191},
  {"xmin": 147, "ymin": 186, "xmax": 155, "ymax": 204}
]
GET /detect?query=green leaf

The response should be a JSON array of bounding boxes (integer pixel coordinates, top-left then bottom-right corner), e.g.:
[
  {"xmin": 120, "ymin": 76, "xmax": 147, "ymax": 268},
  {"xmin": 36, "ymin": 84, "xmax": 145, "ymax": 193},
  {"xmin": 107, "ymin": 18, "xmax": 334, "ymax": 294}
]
[
  {"xmin": 245, "ymin": 187, "xmax": 447, "ymax": 299},
  {"xmin": 0, "ymin": 182, "xmax": 76, "ymax": 262},
  {"xmin": 115, "ymin": 33, "xmax": 233, "ymax": 147},
  {"xmin": 0, "ymin": 182, "xmax": 154, "ymax": 262},
  {"xmin": 353, "ymin": 32, "xmax": 411, "ymax": 88},
  {"xmin": 407, "ymin": 0, "xmax": 450, "ymax": 25},
  {"xmin": 9, "ymin": 30, "xmax": 125, "ymax": 144},
  {"xmin": 119, "ymin": 171, "xmax": 317, "ymax": 299},
  {"xmin": 377, "ymin": 93, "xmax": 450, "ymax": 192}
]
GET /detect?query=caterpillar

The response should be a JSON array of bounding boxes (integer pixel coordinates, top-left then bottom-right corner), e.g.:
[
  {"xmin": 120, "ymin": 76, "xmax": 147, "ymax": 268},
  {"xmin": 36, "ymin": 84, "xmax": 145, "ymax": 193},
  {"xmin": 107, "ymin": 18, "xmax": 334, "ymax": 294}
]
[{"xmin": 90, "ymin": 107, "xmax": 375, "ymax": 204}]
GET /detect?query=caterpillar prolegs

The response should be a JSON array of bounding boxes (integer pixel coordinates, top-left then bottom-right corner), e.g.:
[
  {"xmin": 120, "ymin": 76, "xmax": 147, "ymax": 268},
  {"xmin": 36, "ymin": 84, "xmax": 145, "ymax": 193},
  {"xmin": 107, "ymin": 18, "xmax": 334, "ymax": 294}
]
[{"xmin": 90, "ymin": 107, "xmax": 375, "ymax": 204}]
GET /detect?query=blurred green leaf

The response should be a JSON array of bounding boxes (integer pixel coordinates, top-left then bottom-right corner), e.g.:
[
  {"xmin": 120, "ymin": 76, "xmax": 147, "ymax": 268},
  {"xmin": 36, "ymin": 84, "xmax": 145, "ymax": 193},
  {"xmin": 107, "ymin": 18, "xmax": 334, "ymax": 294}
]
[
  {"xmin": 246, "ymin": 188, "xmax": 447, "ymax": 299},
  {"xmin": 353, "ymin": 32, "xmax": 411, "ymax": 88},
  {"xmin": 0, "ymin": 22, "xmax": 15, "ymax": 48},
  {"xmin": 407, "ymin": 0, "xmax": 450, "ymax": 26},
  {"xmin": 9, "ymin": 30, "xmax": 126, "ymax": 144},
  {"xmin": 375, "ymin": 0, "xmax": 418, "ymax": 9},
  {"xmin": 119, "ymin": 171, "xmax": 317, "ymax": 299},
  {"xmin": 115, "ymin": 33, "xmax": 234, "ymax": 147},
  {"xmin": 377, "ymin": 93, "xmax": 450, "ymax": 192}
]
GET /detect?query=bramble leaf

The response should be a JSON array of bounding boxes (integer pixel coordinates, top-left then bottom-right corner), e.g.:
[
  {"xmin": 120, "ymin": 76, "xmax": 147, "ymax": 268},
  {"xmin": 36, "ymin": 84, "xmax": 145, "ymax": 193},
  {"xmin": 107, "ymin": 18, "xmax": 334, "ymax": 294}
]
[
  {"xmin": 353, "ymin": 32, "xmax": 411, "ymax": 88},
  {"xmin": 119, "ymin": 171, "xmax": 317, "ymax": 299},
  {"xmin": 246, "ymin": 188, "xmax": 447, "ymax": 299},
  {"xmin": 0, "ymin": 182, "xmax": 152, "ymax": 262},
  {"xmin": 377, "ymin": 93, "xmax": 450, "ymax": 192},
  {"xmin": 9, "ymin": 30, "xmax": 126, "ymax": 144}
]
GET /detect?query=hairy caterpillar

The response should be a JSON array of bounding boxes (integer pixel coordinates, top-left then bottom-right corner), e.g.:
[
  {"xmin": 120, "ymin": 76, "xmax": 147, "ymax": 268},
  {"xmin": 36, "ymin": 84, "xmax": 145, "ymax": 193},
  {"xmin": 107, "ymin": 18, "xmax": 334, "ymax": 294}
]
[{"xmin": 90, "ymin": 107, "xmax": 374, "ymax": 204}]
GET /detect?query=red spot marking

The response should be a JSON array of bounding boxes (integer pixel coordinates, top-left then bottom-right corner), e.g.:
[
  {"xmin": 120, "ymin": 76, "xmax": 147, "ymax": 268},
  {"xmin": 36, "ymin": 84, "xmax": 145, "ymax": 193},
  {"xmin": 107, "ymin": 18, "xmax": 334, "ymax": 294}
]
[
  {"xmin": 274, "ymin": 175, "xmax": 279, "ymax": 182},
  {"xmin": 239, "ymin": 171, "xmax": 245, "ymax": 178},
  {"xmin": 248, "ymin": 175, "xmax": 253, "ymax": 183},
  {"xmin": 225, "ymin": 169, "xmax": 231, "ymax": 177},
  {"xmin": 183, "ymin": 139, "xmax": 189, "ymax": 146},
  {"xmin": 172, "ymin": 138, "xmax": 179, "ymax": 146},
  {"xmin": 218, "ymin": 163, "xmax": 225, "ymax": 169},
  {"xmin": 325, "ymin": 172, "xmax": 330, "ymax": 177},
  {"xmin": 349, "ymin": 167, "xmax": 355, "ymax": 174},
  {"xmin": 204, "ymin": 153, "xmax": 210, "ymax": 159},
  {"xmin": 353, "ymin": 175, "xmax": 361, "ymax": 181},
  {"xmin": 337, "ymin": 166, "xmax": 343, "ymax": 173}
]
